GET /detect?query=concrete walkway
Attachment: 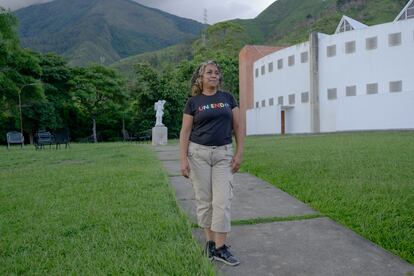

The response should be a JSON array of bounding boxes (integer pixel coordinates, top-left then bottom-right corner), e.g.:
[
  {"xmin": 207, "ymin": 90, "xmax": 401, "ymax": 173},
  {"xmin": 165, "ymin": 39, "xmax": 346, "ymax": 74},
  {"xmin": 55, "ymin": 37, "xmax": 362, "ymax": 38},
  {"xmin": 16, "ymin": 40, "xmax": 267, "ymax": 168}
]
[{"xmin": 154, "ymin": 145, "xmax": 414, "ymax": 276}]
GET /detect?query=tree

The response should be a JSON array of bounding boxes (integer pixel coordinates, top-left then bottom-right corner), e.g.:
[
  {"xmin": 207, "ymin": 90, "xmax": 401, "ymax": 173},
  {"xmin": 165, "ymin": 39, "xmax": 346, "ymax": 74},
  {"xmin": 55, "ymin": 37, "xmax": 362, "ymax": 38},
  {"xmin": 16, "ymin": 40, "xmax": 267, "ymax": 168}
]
[
  {"xmin": 0, "ymin": 9, "xmax": 43, "ymax": 142},
  {"xmin": 70, "ymin": 65, "xmax": 127, "ymax": 142},
  {"xmin": 131, "ymin": 61, "xmax": 194, "ymax": 138}
]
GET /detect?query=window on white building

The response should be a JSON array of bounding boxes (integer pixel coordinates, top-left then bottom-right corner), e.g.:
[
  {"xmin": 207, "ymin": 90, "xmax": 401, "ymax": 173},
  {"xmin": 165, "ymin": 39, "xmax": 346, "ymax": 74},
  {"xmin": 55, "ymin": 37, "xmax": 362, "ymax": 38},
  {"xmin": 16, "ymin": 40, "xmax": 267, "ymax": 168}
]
[
  {"xmin": 261, "ymin": 100, "xmax": 266, "ymax": 107},
  {"xmin": 255, "ymin": 101, "xmax": 259, "ymax": 108},
  {"xmin": 389, "ymin": 32, "xmax": 402, "ymax": 47},
  {"xmin": 366, "ymin": 37, "xmax": 377, "ymax": 50},
  {"xmin": 255, "ymin": 68, "xmax": 259, "ymax": 78},
  {"xmin": 268, "ymin": 62, "xmax": 274, "ymax": 72},
  {"xmin": 327, "ymin": 45, "xmax": 336, "ymax": 57},
  {"xmin": 389, "ymin": 81, "xmax": 402, "ymax": 93},
  {"xmin": 346, "ymin": 85, "xmax": 357, "ymax": 97},
  {"xmin": 288, "ymin": 94, "xmax": 295, "ymax": 105},
  {"xmin": 396, "ymin": 1, "xmax": 414, "ymax": 20},
  {"xmin": 261, "ymin": 65, "xmax": 265, "ymax": 75},
  {"xmin": 288, "ymin": 55, "xmax": 295, "ymax": 66},
  {"xmin": 301, "ymin": 92, "xmax": 309, "ymax": 103},
  {"xmin": 278, "ymin": 96, "xmax": 283, "ymax": 105},
  {"xmin": 327, "ymin": 88, "xmax": 337, "ymax": 100},
  {"xmin": 366, "ymin": 83, "xmax": 378, "ymax": 94},
  {"xmin": 338, "ymin": 20, "xmax": 354, "ymax": 33},
  {"xmin": 269, "ymin": 98, "xmax": 274, "ymax": 106},
  {"xmin": 301, "ymin": 51, "xmax": 308, "ymax": 63},
  {"xmin": 345, "ymin": 41, "xmax": 356, "ymax": 54},
  {"xmin": 409, "ymin": 2, "xmax": 414, "ymax": 18},
  {"xmin": 277, "ymin": 59, "xmax": 283, "ymax": 69}
]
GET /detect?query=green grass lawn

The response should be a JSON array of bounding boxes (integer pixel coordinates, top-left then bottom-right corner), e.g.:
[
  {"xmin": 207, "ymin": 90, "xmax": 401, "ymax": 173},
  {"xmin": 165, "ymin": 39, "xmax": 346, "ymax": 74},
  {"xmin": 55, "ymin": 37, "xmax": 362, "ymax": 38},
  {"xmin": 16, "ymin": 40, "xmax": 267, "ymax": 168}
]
[
  {"xmin": 241, "ymin": 131, "xmax": 414, "ymax": 264},
  {"xmin": 0, "ymin": 143, "xmax": 214, "ymax": 275}
]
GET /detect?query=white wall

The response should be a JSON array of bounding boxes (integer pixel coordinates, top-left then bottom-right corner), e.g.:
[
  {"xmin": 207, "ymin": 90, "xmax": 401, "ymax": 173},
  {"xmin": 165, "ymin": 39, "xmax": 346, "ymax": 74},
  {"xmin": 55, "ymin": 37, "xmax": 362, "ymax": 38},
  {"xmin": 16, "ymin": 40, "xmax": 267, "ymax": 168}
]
[
  {"xmin": 250, "ymin": 42, "xmax": 311, "ymax": 134},
  {"xmin": 246, "ymin": 106, "xmax": 280, "ymax": 135},
  {"xmin": 318, "ymin": 19, "xmax": 414, "ymax": 132},
  {"xmin": 247, "ymin": 17, "xmax": 414, "ymax": 135},
  {"xmin": 336, "ymin": 93, "xmax": 414, "ymax": 130}
]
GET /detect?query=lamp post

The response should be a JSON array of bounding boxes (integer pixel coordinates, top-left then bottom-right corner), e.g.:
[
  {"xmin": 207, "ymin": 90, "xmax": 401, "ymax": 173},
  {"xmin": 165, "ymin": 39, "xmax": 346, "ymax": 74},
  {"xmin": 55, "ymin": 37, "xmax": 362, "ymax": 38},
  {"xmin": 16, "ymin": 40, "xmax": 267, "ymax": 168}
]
[{"xmin": 18, "ymin": 83, "xmax": 37, "ymax": 136}]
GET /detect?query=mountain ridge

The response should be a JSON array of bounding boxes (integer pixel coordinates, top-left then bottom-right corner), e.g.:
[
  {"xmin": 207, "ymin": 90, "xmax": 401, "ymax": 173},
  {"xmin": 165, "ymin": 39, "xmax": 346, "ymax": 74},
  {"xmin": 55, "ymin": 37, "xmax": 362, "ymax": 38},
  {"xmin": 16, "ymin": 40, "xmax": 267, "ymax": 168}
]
[{"xmin": 14, "ymin": 0, "xmax": 206, "ymax": 66}]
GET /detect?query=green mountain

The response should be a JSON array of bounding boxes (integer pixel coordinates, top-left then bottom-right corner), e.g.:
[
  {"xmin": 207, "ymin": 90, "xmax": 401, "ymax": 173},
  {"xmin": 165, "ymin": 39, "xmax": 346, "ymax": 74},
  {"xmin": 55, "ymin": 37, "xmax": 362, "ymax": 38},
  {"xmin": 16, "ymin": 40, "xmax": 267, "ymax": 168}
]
[
  {"xmin": 14, "ymin": 0, "xmax": 206, "ymax": 66},
  {"xmin": 247, "ymin": 0, "xmax": 407, "ymax": 45},
  {"xmin": 111, "ymin": 0, "xmax": 407, "ymax": 76},
  {"xmin": 111, "ymin": 40, "xmax": 194, "ymax": 78}
]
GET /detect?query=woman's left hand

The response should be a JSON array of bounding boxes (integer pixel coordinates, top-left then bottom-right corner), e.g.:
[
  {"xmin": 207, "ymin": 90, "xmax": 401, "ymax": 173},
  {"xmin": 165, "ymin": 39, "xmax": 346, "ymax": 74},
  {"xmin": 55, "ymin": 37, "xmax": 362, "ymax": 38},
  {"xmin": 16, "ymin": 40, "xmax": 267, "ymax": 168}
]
[{"xmin": 232, "ymin": 153, "xmax": 242, "ymax": 174}]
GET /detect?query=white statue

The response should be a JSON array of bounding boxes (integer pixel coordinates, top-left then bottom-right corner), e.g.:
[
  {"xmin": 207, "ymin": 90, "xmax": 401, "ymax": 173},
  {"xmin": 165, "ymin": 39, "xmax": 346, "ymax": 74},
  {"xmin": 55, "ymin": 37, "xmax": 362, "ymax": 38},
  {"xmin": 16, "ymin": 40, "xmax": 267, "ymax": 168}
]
[{"xmin": 154, "ymin": 100, "xmax": 166, "ymax": 126}]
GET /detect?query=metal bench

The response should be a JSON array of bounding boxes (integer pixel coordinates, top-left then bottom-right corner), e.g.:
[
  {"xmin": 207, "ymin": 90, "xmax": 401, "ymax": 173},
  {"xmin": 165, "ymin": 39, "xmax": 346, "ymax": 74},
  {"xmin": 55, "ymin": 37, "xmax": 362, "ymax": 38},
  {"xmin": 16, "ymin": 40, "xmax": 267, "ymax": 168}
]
[
  {"xmin": 138, "ymin": 129, "xmax": 152, "ymax": 143},
  {"xmin": 122, "ymin": 130, "xmax": 138, "ymax": 142},
  {"xmin": 53, "ymin": 129, "xmax": 70, "ymax": 149},
  {"xmin": 6, "ymin": 131, "xmax": 24, "ymax": 149},
  {"xmin": 34, "ymin": 131, "xmax": 54, "ymax": 150}
]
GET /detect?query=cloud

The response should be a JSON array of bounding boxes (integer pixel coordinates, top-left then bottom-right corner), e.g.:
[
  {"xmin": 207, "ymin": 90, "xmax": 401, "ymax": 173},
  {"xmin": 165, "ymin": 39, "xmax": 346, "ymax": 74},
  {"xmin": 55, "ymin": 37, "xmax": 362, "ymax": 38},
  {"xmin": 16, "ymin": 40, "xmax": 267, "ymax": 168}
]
[
  {"xmin": 0, "ymin": 0, "xmax": 53, "ymax": 10},
  {"xmin": 134, "ymin": 0, "xmax": 275, "ymax": 24},
  {"xmin": 0, "ymin": 0, "xmax": 276, "ymax": 23}
]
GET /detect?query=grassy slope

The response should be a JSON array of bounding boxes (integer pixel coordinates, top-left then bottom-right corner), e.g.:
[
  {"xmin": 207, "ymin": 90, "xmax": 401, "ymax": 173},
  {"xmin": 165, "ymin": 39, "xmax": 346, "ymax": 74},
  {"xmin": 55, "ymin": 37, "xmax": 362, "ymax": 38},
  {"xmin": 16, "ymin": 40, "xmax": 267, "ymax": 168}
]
[
  {"xmin": 241, "ymin": 132, "xmax": 414, "ymax": 264},
  {"xmin": 0, "ymin": 143, "xmax": 214, "ymax": 274}
]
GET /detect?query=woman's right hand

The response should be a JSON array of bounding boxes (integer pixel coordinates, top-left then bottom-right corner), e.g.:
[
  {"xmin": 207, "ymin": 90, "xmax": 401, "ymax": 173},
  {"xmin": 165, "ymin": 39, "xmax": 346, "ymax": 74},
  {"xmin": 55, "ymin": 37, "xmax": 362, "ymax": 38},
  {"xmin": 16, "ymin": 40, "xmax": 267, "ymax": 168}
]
[{"xmin": 181, "ymin": 158, "xmax": 190, "ymax": 178}]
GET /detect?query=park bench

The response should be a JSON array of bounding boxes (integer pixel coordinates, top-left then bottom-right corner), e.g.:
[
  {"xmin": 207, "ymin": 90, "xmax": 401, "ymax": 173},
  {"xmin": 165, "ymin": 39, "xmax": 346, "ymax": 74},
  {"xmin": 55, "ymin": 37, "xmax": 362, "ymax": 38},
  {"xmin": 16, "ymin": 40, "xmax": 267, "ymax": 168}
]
[
  {"xmin": 6, "ymin": 131, "xmax": 24, "ymax": 149},
  {"xmin": 52, "ymin": 129, "xmax": 70, "ymax": 149},
  {"xmin": 138, "ymin": 129, "xmax": 151, "ymax": 143},
  {"xmin": 34, "ymin": 131, "xmax": 54, "ymax": 150},
  {"xmin": 122, "ymin": 130, "xmax": 138, "ymax": 142}
]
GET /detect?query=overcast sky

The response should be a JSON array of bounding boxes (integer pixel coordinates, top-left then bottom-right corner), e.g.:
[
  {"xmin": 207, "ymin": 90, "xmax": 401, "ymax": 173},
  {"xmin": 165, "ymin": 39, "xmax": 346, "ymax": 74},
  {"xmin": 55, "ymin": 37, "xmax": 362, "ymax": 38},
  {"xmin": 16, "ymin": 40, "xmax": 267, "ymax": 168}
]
[{"xmin": 0, "ymin": 0, "xmax": 276, "ymax": 24}]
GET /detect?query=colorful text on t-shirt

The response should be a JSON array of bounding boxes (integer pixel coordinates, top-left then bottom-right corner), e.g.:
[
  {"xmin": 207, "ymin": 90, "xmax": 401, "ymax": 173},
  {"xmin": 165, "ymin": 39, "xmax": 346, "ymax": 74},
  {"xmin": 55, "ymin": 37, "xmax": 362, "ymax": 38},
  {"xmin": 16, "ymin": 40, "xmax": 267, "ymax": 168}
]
[{"xmin": 198, "ymin": 102, "xmax": 230, "ymax": 112}]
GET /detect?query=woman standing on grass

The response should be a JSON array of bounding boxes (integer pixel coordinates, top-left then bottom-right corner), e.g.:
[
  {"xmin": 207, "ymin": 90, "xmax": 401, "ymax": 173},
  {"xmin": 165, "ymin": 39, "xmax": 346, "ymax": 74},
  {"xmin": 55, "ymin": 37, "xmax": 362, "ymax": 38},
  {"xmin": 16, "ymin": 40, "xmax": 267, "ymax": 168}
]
[{"xmin": 179, "ymin": 60, "xmax": 244, "ymax": 266}]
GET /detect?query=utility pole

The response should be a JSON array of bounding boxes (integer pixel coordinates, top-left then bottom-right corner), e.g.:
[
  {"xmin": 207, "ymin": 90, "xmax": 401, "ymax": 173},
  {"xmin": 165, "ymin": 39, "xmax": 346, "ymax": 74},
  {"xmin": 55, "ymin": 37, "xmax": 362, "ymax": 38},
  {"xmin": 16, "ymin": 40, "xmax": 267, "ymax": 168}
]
[{"xmin": 202, "ymin": 8, "xmax": 208, "ymax": 48}]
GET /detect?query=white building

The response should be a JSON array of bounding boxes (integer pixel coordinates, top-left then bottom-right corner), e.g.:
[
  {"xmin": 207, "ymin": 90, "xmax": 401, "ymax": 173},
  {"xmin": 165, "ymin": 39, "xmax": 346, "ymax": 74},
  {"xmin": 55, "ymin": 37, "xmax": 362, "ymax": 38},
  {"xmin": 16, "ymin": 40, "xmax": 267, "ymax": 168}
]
[{"xmin": 246, "ymin": 1, "xmax": 414, "ymax": 135}]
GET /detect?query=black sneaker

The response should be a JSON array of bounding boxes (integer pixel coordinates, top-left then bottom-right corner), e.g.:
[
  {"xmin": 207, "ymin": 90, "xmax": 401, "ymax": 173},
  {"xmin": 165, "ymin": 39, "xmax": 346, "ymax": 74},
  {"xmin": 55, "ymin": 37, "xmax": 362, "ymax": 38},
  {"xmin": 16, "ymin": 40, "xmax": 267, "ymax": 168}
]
[
  {"xmin": 205, "ymin": 240, "xmax": 216, "ymax": 260},
  {"xmin": 214, "ymin": 244, "xmax": 240, "ymax": 266}
]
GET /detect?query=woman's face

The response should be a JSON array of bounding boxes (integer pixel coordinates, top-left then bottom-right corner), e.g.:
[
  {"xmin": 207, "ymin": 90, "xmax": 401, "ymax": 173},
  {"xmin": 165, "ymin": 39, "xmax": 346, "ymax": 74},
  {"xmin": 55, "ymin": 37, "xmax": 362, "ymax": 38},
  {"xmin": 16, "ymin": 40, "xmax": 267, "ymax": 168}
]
[{"xmin": 201, "ymin": 64, "xmax": 220, "ymax": 89}]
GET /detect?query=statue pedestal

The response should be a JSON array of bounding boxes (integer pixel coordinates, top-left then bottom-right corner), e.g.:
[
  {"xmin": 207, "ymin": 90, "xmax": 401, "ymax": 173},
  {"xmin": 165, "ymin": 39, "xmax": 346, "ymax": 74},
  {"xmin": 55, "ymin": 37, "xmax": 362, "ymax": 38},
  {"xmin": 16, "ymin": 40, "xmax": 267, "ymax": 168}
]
[{"xmin": 152, "ymin": 126, "xmax": 168, "ymax": 146}]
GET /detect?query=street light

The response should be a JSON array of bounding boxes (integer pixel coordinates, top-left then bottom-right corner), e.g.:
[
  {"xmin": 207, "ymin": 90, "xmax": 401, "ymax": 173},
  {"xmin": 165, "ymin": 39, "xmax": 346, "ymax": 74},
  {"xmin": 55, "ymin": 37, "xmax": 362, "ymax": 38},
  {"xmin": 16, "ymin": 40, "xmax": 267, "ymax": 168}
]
[{"xmin": 18, "ymin": 83, "xmax": 37, "ymax": 137}]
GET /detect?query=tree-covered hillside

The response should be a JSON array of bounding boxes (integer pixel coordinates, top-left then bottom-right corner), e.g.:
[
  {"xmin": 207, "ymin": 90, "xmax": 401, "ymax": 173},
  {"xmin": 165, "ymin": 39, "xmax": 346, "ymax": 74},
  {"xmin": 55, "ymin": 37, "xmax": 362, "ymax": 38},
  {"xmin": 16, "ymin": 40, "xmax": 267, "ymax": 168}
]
[
  {"xmin": 112, "ymin": 0, "xmax": 408, "ymax": 76},
  {"xmin": 250, "ymin": 0, "xmax": 408, "ymax": 45},
  {"xmin": 14, "ymin": 0, "xmax": 206, "ymax": 66}
]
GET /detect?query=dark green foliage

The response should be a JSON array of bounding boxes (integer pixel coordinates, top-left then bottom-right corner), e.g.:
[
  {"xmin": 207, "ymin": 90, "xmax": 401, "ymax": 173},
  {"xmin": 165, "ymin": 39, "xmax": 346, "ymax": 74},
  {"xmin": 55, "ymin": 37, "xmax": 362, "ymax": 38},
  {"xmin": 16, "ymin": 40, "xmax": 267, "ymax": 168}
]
[
  {"xmin": 0, "ymin": 9, "xmax": 131, "ymax": 143},
  {"xmin": 130, "ymin": 62, "xmax": 195, "ymax": 138},
  {"xmin": 0, "ymin": 9, "xmax": 44, "ymax": 142},
  {"xmin": 127, "ymin": 52, "xmax": 240, "ymax": 139},
  {"xmin": 69, "ymin": 65, "xmax": 127, "ymax": 141},
  {"xmin": 14, "ymin": 0, "xmax": 206, "ymax": 66}
]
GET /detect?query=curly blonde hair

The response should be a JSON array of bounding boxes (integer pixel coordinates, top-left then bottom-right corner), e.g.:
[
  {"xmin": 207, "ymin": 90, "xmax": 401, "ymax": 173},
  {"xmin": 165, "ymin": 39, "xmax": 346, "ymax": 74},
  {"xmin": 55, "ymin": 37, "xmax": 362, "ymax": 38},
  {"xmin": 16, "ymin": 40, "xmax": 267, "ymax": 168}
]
[{"xmin": 190, "ymin": 60, "xmax": 223, "ymax": 96}]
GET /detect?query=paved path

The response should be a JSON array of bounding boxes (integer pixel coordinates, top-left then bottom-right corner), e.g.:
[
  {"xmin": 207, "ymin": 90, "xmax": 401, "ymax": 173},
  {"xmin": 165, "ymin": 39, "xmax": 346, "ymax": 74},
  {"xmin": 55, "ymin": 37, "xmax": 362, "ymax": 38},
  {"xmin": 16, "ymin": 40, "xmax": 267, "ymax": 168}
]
[{"xmin": 154, "ymin": 145, "xmax": 414, "ymax": 276}]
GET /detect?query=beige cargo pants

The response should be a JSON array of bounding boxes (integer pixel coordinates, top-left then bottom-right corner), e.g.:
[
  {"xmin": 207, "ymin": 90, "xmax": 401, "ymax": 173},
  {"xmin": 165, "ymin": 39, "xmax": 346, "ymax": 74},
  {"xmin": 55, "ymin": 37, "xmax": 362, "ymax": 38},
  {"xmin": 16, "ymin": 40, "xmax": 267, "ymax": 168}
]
[{"xmin": 188, "ymin": 142, "xmax": 234, "ymax": 233}]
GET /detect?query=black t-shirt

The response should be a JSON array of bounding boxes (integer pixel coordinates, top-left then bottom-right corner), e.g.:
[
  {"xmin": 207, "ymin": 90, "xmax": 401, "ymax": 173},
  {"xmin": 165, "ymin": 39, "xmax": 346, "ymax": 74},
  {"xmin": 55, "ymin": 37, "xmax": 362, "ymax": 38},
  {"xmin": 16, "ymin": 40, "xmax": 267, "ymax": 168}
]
[{"xmin": 184, "ymin": 91, "xmax": 238, "ymax": 146}]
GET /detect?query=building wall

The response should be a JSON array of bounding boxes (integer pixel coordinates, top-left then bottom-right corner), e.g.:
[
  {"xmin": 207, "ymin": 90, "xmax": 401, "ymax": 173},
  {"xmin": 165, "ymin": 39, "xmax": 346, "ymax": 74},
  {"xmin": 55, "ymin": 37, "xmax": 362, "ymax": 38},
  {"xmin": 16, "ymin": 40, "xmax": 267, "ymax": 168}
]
[
  {"xmin": 246, "ymin": 105, "xmax": 279, "ymax": 135},
  {"xmin": 239, "ymin": 46, "xmax": 282, "ymax": 134},
  {"xmin": 318, "ymin": 19, "xmax": 414, "ymax": 132},
  {"xmin": 246, "ymin": 18, "xmax": 414, "ymax": 135},
  {"xmin": 247, "ymin": 42, "xmax": 311, "ymax": 135}
]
